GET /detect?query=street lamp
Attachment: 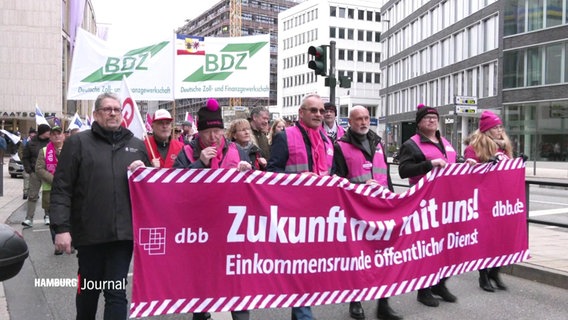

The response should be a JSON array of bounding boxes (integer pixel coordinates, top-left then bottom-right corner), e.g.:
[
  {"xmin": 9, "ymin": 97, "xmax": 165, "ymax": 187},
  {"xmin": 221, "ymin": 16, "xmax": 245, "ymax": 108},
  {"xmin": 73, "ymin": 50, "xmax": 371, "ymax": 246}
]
[{"xmin": 382, "ymin": 19, "xmax": 391, "ymax": 146}]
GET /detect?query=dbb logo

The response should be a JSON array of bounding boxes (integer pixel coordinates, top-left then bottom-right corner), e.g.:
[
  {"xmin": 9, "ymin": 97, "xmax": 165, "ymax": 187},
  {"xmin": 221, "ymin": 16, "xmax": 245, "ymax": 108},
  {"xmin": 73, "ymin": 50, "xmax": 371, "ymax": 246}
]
[{"xmin": 175, "ymin": 228, "xmax": 209, "ymax": 243}]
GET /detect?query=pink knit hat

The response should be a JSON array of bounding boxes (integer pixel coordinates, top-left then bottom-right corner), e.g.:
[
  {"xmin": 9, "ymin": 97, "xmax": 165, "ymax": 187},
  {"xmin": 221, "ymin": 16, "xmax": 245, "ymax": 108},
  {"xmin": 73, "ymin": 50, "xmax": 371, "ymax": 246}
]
[{"xmin": 479, "ymin": 110, "xmax": 502, "ymax": 133}]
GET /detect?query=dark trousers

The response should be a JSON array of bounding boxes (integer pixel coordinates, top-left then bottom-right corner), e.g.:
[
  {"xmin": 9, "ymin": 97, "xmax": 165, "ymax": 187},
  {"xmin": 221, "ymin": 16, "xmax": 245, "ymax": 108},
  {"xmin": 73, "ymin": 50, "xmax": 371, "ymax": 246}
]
[{"xmin": 76, "ymin": 240, "xmax": 133, "ymax": 320}]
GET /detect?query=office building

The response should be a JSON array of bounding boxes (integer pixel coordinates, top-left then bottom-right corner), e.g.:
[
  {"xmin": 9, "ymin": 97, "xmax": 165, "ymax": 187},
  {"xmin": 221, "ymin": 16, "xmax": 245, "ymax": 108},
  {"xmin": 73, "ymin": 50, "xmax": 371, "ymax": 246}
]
[
  {"xmin": 380, "ymin": 0, "xmax": 567, "ymax": 161},
  {"xmin": 278, "ymin": 0, "xmax": 385, "ymax": 126},
  {"xmin": 0, "ymin": 0, "xmax": 97, "ymax": 134}
]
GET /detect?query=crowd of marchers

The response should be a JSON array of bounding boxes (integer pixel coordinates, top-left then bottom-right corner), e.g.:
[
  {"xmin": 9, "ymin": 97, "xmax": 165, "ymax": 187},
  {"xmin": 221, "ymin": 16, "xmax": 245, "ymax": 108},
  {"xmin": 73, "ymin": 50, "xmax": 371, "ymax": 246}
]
[{"xmin": 17, "ymin": 92, "xmax": 516, "ymax": 320}]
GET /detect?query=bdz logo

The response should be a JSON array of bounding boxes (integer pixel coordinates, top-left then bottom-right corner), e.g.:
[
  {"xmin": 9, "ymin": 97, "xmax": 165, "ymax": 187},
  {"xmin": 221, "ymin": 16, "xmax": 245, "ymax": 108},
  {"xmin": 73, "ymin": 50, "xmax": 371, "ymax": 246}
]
[
  {"xmin": 183, "ymin": 41, "xmax": 268, "ymax": 82},
  {"xmin": 139, "ymin": 228, "xmax": 167, "ymax": 255},
  {"xmin": 81, "ymin": 41, "xmax": 170, "ymax": 82}
]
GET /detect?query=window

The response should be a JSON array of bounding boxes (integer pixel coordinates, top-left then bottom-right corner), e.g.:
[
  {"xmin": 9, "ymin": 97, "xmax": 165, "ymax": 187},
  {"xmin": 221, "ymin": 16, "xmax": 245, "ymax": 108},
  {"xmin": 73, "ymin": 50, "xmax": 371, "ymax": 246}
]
[
  {"xmin": 374, "ymin": 73, "xmax": 380, "ymax": 83},
  {"xmin": 330, "ymin": 6, "xmax": 337, "ymax": 17},
  {"xmin": 367, "ymin": 11, "xmax": 373, "ymax": 21},
  {"xmin": 348, "ymin": 9, "xmax": 354, "ymax": 19},
  {"xmin": 366, "ymin": 52, "xmax": 373, "ymax": 62},
  {"xmin": 504, "ymin": 0, "xmax": 526, "ymax": 35},
  {"xmin": 375, "ymin": 32, "xmax": 381, "ymax": 42},
  {"xmin": 375, "ymin": 52, "xmax": 381, "ymax": 63},
  {"xmin": 357, "ymin": 51, "xmax": 364, "ymax": 61},
  {"xmin": 330, "ymin": 27, "xmax": 336, "ymax": 38},
  {"xmin": 483, "ymin": 64, "xmax": 490, "ymax": 97},
  {"xmin": 347, "ymin": 29, "xmax": 354, "ymax": 40},
  {"xmin": 366, "ymin": 31, "xmax": 373, "ymax": 42},
  {"xmin": 545, "ymin": 43, "xmax": 563, "ymax": 84},
  {"xmin": 375, "ymin": 12, "xmax": 381, "ymax": 22},
  {"xmin": 358, "ymin": 10, "xmax": 364, "ymax": 20},
  {"xmin": 366, "ymin": 73, "xmax": 372, "ymax": 83},
  {"xmin": 546, "ymin": 0, "xmax": 562, "ymax": 27},
  {"xmin": 358, "ymin": 30, "xmax": 364, "ymax": 41},
  {"xmin": 338, "ymin": 28, "xmax": 345, "ymax": 39},
  {"xmin": 339, "ymin": 7, "xmax": 346, "ymax": 18},
  {"xmin": 357, "ymin": 71, "xmax": 364, "ymax": 82},
  {"xmin": 338, "ymin": 49, "xmax": 345, "ymax": 60},
  {"xmin": 528, "ymin": 0, "xmax": 544, "ymax": 31},
  {"xmin": 527, "ymin": 47, "xmax": 542, "ymax": 86},
  {"xmin": 347, "ymin": 50, "xmax": 354, "ymax": 61}
]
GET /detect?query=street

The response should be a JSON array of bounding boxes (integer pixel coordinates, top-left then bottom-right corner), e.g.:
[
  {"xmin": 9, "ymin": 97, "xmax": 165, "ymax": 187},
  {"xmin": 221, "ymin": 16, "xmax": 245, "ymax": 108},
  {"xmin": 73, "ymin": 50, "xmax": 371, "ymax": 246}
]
[{"xmin": 4, "ymin": 199, "xmax": 568, "ymax": 320}]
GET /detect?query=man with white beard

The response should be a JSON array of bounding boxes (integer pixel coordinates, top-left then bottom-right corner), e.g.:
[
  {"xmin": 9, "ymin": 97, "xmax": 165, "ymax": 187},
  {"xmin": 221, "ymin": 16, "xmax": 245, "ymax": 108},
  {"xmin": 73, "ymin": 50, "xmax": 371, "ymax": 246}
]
[{"xmin": 332, "ymin": 105, "xmax": 402, "ymax": 320}]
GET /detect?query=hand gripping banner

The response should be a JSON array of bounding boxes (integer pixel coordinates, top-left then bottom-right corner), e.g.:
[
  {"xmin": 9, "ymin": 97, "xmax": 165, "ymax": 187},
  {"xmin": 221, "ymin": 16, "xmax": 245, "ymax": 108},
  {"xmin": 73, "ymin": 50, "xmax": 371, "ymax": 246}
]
[{"xmin": 128, "ymin": 159, "xmax": 529, "ymax": 318}]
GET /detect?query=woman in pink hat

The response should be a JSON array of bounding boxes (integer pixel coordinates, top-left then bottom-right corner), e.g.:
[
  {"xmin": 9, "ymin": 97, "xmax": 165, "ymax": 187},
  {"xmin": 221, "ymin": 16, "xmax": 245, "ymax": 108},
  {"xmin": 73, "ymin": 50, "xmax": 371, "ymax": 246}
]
[
  {"xmin": 463, "ymin": 110, "xmax": 512, "ymax": 292},
  {"xmin": 464, "ymin": 110, "xmax": 513, "ymax": 164}
]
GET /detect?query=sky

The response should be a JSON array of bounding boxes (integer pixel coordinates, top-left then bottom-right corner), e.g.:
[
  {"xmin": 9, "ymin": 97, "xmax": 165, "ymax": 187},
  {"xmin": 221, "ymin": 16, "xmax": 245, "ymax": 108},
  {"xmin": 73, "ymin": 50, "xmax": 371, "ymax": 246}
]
[{"xmin": 90, "ymin": 0, "xmax": 220, "ymax": 48}]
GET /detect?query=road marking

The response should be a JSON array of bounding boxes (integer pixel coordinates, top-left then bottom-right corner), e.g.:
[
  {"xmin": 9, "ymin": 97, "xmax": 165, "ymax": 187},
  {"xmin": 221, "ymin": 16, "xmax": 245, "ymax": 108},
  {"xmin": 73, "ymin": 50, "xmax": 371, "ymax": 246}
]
[
  {"xmin": 32, "ymin": 228, "xmax": 50, "ymax": 232},
  {"xmin": 530, "ymin": 200, "xmax": 568, "ymax": 206},
  {"xmin": 529, "ymin": 208, "xmax": 568, "ymax": 217}
]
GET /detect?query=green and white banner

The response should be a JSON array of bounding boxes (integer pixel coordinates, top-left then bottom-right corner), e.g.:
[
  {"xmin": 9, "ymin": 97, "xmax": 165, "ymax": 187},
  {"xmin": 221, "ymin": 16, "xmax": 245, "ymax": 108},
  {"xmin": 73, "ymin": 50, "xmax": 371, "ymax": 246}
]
[
  {"xmin": 68, "ymin": 28, "xmax": 174, "ymax": 101},
  {"xmin": 67, "ymin": 29, "xmax": 270, "ymax": 101},
  {"xmin": 174, "ymin": 34, "xmax": 269, "ymax": 99}
]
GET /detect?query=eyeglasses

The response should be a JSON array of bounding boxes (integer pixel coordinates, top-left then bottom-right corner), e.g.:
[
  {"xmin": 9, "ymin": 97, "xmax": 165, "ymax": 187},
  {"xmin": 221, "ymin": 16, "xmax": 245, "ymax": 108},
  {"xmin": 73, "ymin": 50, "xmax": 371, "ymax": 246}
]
[
  {"xmin": 301, "ymin": 107, "xmax": 326, "ymax": 115},
  {"xmin": 422, "ymin": 115, "xmax": 438, "ymax": 121},
  {"xmin": 97, "ymin": 107, "xmax": 122, "ymax": 115}
]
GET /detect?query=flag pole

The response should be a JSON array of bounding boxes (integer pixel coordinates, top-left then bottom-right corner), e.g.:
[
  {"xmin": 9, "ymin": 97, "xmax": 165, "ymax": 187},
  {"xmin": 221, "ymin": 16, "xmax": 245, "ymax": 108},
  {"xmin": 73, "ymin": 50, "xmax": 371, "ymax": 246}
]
[
  {"xmin": 171, "ymin": 30, "xmax": 177, "ymax": 137},
  {"xmin": 144, "ymin": 134, "xmax": 157, "ymax": 161}
]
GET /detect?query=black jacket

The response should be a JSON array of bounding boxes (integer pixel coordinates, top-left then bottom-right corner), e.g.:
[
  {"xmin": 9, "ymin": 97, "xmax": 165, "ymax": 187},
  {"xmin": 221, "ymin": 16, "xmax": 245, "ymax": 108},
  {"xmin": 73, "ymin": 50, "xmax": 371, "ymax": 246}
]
[
  {"xmin": 22, "ymin": 136, "xmax": 49, "ymax": 173},
  {"xmin": 332, "ymin": 128, "xmax": 393, "ymax": 191},
  {"xmin": 398, "ymin": 131, "xmax": 455, "ymax": 179},
  {"xmin": 50, "ymin": 122, "xmax": 150, "ymax": 246}
]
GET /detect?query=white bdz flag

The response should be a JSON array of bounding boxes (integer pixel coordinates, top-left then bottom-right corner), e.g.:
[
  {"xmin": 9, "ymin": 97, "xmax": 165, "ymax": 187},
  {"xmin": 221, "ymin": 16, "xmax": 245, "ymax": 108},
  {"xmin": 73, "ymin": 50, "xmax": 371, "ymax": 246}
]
[{"xmin": 120, "ymin": 76, "xmax": 146, "ymax": 139}]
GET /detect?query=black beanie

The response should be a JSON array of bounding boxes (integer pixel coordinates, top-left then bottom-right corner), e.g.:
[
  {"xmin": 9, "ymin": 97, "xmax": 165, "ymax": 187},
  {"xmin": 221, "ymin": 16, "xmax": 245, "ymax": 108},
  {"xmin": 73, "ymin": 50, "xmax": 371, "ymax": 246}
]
[
  {"xmin": 415, "ymin": 103, "xmax": 439, "ymax": 123},
  {"xmin": 197, "ymin": 99, "xmax": 223, "ymax": 131},
  {"xmin": 37, "ymin": 124, "xmax": 51, "ymax": 136}
]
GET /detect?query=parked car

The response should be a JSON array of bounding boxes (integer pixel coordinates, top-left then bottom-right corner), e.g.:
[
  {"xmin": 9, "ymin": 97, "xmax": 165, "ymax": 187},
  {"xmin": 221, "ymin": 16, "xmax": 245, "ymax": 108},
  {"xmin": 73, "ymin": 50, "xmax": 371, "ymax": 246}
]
[{"xmin": 8, "ymin": 156, "xmax": 24, "ymax": 178}]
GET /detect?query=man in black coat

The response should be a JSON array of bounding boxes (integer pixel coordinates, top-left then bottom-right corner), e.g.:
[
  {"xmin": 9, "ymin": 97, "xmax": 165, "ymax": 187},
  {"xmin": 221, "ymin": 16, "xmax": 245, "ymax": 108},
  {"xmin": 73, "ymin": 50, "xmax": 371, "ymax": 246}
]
[{"xmin": 50, "ymin": 92, "xmax": 150, "ymax": 319}]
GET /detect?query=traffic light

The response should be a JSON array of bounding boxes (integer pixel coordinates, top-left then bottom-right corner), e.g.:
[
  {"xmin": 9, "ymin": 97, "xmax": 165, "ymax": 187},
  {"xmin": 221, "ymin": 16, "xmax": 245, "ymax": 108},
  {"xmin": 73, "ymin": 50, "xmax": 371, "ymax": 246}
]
[
  {"xmin": 339, "ymin": 75, "xmax": 351, "ymax": 88},
  {"xmin": 308, "ymin": 45, "xmax": 327, "ymax": 76}
]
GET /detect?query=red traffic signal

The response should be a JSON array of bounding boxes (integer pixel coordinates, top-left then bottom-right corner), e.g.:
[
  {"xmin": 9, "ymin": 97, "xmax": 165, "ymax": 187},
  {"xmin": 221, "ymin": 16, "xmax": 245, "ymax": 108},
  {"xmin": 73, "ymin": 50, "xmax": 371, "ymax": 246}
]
[{"xmin": 308, "ymin": 45, "xmax": 327, "ymax": 76}]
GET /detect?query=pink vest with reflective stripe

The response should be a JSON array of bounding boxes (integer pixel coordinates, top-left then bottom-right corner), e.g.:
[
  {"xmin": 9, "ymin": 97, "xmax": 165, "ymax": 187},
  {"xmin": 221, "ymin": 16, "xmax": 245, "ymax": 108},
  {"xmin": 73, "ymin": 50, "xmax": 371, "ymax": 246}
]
[
  {"xmin": 338, "ymin": 141, "xmax": 388, "ymax": 186},
  {"xmin": 408, "ymin": 134, "xmax": 456, "ymax": 185},
  {"xmin": 285, "ymin": 126, "xmax": 333, "ymax": 174}
]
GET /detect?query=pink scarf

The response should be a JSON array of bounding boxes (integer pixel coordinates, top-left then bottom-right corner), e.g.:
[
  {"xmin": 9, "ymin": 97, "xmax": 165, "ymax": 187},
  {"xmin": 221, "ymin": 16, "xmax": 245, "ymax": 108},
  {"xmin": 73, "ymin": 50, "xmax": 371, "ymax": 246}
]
[
  {"xmin": 45, "ymin": 142, "xmax": 58, "ymax": 174},
  {"xmin": 298, "ymin": 120, "xmax": 328, "ymax": 175}
]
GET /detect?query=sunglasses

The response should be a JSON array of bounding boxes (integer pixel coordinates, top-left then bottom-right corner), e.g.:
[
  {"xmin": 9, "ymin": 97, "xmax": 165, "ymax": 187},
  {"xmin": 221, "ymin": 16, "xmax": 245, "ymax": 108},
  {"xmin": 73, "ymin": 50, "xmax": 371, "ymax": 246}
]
[{"xmin": 301, "ymin": 107, "xmax": 326, "ymax": 115}]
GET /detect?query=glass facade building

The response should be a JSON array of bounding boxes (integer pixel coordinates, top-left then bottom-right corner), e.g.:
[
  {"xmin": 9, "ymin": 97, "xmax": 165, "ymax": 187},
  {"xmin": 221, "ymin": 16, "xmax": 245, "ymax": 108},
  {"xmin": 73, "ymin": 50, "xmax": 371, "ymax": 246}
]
[
  {"xmin": 380, "ymin": 0, "xmax": 567, "ymax": 161},
  {"xmin": 503, "ymin": 0, "xmax": 568, "ymax": 161}
]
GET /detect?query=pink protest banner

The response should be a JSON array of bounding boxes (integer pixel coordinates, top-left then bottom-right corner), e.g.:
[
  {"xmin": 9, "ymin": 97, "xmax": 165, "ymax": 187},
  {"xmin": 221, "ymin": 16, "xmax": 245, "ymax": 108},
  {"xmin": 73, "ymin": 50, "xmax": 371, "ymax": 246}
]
[{"xmin": 128, "ymin": 158, "xmax": 529, "ymax": 318}]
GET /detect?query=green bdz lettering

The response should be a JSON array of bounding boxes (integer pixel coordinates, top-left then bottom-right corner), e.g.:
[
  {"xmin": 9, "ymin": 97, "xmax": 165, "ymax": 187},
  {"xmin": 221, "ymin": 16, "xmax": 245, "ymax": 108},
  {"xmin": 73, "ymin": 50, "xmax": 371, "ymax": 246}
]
[
  {"xmin": 104, "ymin": 53, "xmax": 150, "ymax": 74},
  {"xmin": 205, "ymin": 53, "xmax": 247, "ymax": 72}
]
